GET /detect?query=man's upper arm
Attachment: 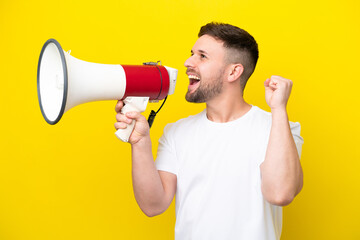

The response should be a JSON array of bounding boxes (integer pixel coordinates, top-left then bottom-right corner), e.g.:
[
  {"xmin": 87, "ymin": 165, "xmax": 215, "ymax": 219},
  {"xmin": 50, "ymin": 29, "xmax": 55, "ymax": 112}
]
[{"xmin": 158, "ymin": 170, "xmax": 177, "ymax": 208}]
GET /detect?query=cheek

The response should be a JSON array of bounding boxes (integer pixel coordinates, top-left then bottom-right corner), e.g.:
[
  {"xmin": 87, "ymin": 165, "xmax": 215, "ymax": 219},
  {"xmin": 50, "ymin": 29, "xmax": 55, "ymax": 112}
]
[
  {"xmin": 200, "ymin": 63, "xmax": 221, "ymax": 79},
  {"xmin": 198, "ymin": 64, "xmax": 212, "ymax": 79}
]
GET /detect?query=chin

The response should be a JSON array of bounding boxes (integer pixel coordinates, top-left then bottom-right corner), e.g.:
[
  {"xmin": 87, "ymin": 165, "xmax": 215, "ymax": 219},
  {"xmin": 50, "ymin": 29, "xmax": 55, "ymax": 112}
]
[{"xmin": 185, "ymin": 92, "xmax": 206, "ymax": 103}]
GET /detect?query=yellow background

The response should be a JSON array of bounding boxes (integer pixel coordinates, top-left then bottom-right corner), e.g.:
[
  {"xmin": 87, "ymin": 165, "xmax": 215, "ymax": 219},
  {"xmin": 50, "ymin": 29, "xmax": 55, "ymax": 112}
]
[{"xmin": 1, "ymin": 0, "xmax": 359, "ymax": 239}]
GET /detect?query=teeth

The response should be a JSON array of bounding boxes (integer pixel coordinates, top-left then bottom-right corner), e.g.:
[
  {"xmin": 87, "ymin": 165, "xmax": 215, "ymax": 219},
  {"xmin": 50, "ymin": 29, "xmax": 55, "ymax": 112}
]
[{"xmin": 188, "ymin": 75, "xmax": 200, "ymax": 80}]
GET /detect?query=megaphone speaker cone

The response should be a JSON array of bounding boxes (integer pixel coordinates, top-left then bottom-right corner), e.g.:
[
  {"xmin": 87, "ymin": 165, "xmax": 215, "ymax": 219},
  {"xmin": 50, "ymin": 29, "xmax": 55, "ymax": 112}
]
[{"xmin": 37, "ymin": 39, "xmax": 68, "ymax": 125}]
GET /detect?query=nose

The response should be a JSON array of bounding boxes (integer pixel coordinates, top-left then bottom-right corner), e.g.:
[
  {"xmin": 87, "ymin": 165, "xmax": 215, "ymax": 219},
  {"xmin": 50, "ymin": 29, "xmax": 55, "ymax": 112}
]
[{"xmin": 184, "ymin": 55, "xmax": 195, "ymax": 68}]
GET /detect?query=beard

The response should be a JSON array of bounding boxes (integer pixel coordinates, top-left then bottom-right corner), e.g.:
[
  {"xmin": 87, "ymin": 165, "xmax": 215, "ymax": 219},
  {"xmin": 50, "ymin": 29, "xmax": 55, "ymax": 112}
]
[{"xmin": 185, "ymin": 69, "xmax": 224, "ymax": 103}]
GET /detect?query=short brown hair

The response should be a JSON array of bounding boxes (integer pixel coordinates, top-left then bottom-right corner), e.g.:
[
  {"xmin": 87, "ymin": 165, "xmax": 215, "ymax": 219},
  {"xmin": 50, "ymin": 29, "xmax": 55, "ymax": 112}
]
[{"xmin": 198, "ymin": 22, "xmax": 259, "ymax": 90}]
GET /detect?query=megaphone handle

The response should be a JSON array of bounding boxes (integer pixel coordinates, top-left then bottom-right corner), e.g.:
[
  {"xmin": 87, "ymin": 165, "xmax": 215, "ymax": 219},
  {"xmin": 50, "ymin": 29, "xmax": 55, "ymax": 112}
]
[{"xmin": 115, "ymin": 97, "xmax": 149, "ymax": 142}]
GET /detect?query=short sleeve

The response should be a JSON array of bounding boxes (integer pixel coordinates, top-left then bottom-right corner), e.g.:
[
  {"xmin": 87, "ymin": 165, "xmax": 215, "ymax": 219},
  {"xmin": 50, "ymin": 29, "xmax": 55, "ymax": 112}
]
[
  {"xmin": 155, "ymin": 123, "xmax": 178, "ymax": 175},
  {"xmin": 290, "ymin": 121, "xmax": 304, "ymax": 158}
]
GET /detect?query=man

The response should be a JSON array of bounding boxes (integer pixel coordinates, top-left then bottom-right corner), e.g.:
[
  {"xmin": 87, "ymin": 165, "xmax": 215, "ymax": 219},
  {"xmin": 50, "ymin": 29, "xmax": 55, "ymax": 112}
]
[{"xmin": 115, "ymin": 22, "xmax": 303, "ymax": 240}]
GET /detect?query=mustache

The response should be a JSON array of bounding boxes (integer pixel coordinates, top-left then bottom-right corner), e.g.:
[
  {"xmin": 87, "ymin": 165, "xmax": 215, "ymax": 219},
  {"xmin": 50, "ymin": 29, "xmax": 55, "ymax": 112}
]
[{"xmin": 186, "ymin": 69, "xmax": 200, "ymax": 76}]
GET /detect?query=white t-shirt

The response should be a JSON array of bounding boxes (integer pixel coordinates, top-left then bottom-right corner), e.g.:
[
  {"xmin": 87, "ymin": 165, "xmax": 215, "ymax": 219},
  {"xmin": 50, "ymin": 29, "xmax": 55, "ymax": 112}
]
[{"xmin": 155, "ymin": 106, "xmax": 303, "ymax": 240}]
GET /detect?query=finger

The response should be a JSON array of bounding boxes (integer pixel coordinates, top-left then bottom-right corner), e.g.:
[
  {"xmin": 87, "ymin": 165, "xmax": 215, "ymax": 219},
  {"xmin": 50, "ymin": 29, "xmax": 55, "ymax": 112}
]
[
  {"xmin": 116, "ymin": 113, "xmax": 133, "ymax": 124},
  {"xmin": 115, "ymin": 100, "xmax": 124, "ymax": 113},
  {"xmin": 271, "ymin": 75, "xmax": 287, "ymax": 81},
  {"xmin": 271, "ymin": 75, "xmax": 292, "ymax": 85},
  {"xmin": 114, "ymin": 122, "xmax": 128, "ymax": 130},
  {"xmin": 125, "ymin": 111, "xmax": 146, "ymax": 122},
  {"xmin": 264, "ymin": 78, "xmax": 271, "ymax": 87},
  {"xmin": 269, "ymin": 78, "xmax": 279, "ymax": 89}
]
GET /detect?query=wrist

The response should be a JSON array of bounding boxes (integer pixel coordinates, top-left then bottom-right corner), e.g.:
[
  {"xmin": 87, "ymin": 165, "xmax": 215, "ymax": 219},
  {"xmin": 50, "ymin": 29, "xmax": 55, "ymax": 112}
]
[
  {"xmin": 271, "ymin": 107, "xmax": 289, "ymax": 121},
  {"xmin": 270, "ymin": 105, "xmax": 287, "ymax": 114},
  {"xmin": 131, "ymin": 134, "xmax": 151, "ymax": 148}
]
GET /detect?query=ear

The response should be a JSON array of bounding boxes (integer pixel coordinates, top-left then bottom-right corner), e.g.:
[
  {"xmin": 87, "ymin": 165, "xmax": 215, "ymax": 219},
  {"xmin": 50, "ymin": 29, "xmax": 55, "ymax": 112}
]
[{"xmin": 227, "ymin": 64, "xmax": 244, "ymax": 83}]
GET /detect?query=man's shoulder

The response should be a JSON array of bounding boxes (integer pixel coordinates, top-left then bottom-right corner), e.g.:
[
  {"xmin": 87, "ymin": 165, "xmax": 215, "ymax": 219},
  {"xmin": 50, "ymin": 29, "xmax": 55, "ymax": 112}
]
[
  {"xmin": 251, "ymin": 105, "xmax": 302, "ymax": 142},
  {"xmin": 247, "ymin": 105, "xmax": 272, "ymax": 126},
  {"xmin": 172, "ymin": 110, "xmax": 204, "ymax": 125},
  {"xmin": 165, "ymin": 106, "xmax": 272, "ymax": 131},
  {"xmin": 251, "ymin": 105, "xmax": 271, "ymax": 117},
  {"xmin": 252, "ymin": 105, "xmax": 301, "ymax": 127},
  {"xmin": 163, "ymin": 110, "xmax": 205, "ymax": 135}
]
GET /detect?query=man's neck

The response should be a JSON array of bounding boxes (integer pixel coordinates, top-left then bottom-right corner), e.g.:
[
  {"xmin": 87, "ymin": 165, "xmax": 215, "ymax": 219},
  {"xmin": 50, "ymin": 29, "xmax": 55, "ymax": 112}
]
[{"xmin": 205, "ymin": 92, "xmax": 252, "ymax": 123}]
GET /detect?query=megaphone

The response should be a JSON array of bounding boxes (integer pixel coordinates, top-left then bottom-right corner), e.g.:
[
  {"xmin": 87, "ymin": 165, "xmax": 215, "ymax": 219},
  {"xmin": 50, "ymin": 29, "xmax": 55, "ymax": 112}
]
[{"xmin": 37, "ymin": 39, "xmax": 178, "ymax": 142}]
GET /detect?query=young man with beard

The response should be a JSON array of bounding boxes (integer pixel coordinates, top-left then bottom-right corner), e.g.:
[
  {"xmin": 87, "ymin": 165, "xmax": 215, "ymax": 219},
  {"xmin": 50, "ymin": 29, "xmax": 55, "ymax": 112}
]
[{"xmin": 115, "ymin": 22, "xmax": 304, "ymax": 240}]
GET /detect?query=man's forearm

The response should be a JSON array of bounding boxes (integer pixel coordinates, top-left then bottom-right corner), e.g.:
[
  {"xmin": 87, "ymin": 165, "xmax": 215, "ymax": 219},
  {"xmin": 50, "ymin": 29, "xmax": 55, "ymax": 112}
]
[
  {"xmin": 131, "ymin": 136, "xmax": 168, "ymax": 216},
  {"xmin": 260, "ymin": 108, "xmax": 303, "ymax": 206}
]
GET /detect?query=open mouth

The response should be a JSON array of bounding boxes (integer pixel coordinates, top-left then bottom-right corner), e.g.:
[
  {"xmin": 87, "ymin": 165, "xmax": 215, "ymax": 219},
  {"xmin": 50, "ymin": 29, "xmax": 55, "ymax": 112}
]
[{"xmin": 188, "ymin": 74, "xmax": 200, "ymax": 86}]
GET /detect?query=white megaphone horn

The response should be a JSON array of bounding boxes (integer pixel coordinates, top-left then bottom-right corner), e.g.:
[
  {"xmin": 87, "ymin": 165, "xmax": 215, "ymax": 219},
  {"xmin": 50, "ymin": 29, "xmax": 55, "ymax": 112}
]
[{"xmin": 37, "ymin": 39, "xmax": 178, "ymax": 142}]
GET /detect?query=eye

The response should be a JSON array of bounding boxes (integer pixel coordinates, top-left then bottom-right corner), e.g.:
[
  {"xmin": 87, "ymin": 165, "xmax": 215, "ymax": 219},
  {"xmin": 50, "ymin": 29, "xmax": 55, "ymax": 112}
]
[{"xmin": 200, "ymin": 54, "xmax": 207, "ymax": 59}]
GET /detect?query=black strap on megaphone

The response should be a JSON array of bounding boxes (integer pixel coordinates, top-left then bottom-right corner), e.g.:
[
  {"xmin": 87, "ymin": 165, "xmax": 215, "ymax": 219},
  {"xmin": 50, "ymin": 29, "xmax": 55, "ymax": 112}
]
[
  {"xmin": 147, "ymin": 96, "xmax": 168, "ymax": 128},
  {"xmin": 143, "ymin": 61, "xmax": 168, "ymax": 128}
]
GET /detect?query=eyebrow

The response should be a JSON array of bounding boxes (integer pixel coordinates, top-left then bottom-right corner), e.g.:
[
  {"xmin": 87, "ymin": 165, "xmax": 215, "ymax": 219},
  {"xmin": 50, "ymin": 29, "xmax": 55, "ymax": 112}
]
[{"xmin": 191, "ymin": 49, "xmax": 209, "ymax": 55}]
